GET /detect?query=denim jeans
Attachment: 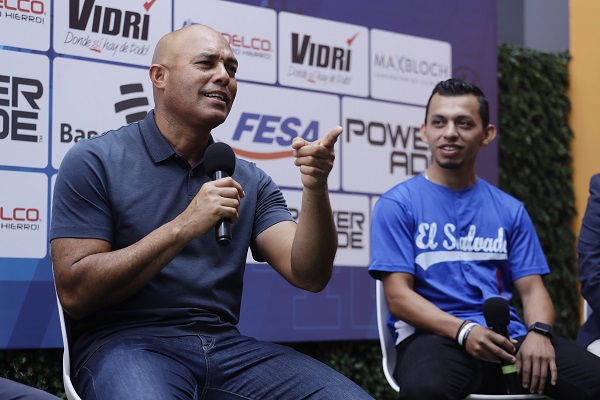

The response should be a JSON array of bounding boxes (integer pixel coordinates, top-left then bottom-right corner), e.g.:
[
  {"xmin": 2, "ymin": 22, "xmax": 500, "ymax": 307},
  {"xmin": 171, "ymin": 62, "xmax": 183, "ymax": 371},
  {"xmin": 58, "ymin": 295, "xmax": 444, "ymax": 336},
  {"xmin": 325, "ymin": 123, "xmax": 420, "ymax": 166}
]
[{"xmin": 74, "ymin": 334, "xmax": 374, "ymax": 400}]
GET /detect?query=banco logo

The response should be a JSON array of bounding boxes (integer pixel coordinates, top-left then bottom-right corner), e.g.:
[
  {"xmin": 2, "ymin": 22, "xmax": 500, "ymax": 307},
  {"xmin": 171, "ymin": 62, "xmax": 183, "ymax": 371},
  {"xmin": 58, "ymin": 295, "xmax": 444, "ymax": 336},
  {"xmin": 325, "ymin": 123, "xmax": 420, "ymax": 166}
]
[
  {"xmin": 0, "ymin": 74, "xmax": 43, "ymax": 143},
  {"xmin": 114, "ymin": 83, "xmax": 149, "ymax": 124},
  {"xmin": 230, "ymin": 112, "xmax": 319, "ymax": 159}
]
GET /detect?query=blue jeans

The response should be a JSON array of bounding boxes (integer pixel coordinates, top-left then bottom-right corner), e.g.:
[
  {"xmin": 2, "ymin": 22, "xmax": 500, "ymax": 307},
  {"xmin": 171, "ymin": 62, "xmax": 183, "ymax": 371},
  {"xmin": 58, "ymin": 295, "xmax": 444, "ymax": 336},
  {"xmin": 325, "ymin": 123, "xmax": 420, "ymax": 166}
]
[{"xmin": 74, "ymin": 334, "xmax": 374, "ymax": 399}]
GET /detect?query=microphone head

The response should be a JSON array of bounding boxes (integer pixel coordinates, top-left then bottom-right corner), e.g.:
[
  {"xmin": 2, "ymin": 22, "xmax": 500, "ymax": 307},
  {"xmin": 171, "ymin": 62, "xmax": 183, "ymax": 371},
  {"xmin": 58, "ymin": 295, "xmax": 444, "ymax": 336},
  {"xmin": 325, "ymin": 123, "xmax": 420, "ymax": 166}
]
[
  {"xmin": 205, "ymin": 142, "xmax": 236, "ymax": 178},
  {"xmin": 483, "ymin": 297, "xmax": 510, "ymax": 327}
]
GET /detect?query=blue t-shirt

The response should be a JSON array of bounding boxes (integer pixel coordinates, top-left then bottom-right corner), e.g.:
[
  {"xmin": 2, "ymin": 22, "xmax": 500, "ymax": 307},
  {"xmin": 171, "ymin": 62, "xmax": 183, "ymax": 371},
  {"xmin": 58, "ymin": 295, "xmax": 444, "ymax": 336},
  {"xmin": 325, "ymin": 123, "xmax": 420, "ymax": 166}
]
[
  {"xmin": 369, "ymin": 174, "xmax": 550, "ymax": 344},
  {"xmin": 50, "ymin": 111, "xmax": 294, "ymax": 371}
]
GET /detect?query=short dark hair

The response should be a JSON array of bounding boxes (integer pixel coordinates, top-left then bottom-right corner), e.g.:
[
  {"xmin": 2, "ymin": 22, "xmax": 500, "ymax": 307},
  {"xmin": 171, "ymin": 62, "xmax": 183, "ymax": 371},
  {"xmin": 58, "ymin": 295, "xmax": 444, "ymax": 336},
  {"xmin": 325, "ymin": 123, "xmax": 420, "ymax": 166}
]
[{"xmin": 424, "ymin": 78, "xmax": 489, "ymax": 127}]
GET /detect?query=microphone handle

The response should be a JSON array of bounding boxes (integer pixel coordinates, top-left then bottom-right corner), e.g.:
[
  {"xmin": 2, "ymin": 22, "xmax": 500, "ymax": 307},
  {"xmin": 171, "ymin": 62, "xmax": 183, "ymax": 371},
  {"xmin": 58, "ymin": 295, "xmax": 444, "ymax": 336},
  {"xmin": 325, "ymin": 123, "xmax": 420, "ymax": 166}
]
[
  {"xmin": 211, "ymin": 170, "xmax": 232, "ymax": 246},
  {"xmin": 493, "ymin": 326, "xmax": 522, "ymax": 395}
]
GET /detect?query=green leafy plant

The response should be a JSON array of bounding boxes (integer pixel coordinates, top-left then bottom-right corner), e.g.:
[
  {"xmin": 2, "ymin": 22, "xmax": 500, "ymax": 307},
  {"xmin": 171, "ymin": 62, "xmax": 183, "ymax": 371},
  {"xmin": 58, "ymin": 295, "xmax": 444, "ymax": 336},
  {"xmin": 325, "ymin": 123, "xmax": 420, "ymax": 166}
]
[{"xmin": 497, "ymin": 43, "xmax": 578, "ymax": 340}]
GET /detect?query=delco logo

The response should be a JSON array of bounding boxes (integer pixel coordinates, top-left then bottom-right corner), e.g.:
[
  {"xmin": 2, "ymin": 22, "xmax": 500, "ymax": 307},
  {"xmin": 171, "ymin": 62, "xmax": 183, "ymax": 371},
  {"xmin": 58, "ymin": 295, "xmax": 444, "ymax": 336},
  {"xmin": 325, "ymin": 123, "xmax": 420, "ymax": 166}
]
[
  {"xmin": 0, "ymin": 75, "xmax": 43, "ymax": 143},
  {"xmin": 0, "ymin": 206, "xmax": 40, "ymax": 222},
  {"xmin": 230, "ymin": 113, "xmax": 319, "ymax": 159},
  {"xmin": 291, "ymin": 33, "xmax": 353, "ymax": 71},
  {"xmin": 0, "ymin": 206, "xmax": 41, "ymax": 231},
  {"xmin": 346, "ymin": 118, "xmax": 430, "ymax": 176},
  {"xmin": 0, "ymin": 0, "xmax": 45, "ymax": 13},
  {"xmin": 0, "ymin": 0, "xmax": 46, "ymax": 22},
  {"xmin": 69, "ymin": 0, "xmax": 150, "ymax": 40}
]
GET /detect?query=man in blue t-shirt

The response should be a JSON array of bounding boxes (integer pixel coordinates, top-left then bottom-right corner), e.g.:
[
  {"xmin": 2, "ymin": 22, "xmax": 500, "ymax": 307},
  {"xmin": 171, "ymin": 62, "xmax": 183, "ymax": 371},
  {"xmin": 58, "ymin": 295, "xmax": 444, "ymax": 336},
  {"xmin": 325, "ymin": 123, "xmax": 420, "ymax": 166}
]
[
  {"xmin": 369, "ymin": 78, "xmax": 600, "ymax": 399},
  {"xmin": 50, "ymin": 24, "xmax": 373, "ymax": 400}
]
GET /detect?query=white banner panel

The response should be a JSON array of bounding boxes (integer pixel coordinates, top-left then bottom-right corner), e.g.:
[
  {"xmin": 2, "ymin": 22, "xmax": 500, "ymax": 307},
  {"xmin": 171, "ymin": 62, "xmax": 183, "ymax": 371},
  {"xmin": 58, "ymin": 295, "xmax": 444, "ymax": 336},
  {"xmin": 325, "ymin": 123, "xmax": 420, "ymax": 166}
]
[
  {"xmin": 213, "ymin": 81, "xmax": 341, "ymax": 190},
  {"xmin": 0, "ymin": 171, "xmax": 47, "ymax": 258},
  {"xmin": 259, "ymin": 190, "xmax": 370, "ymax": 267},
  {"xmin": 0, "ymin": 0, "xmax": 50, "ymax": 50},
  {"xmin": 53, "ymin": 0, "xmax": 171, "ymax": 66},
  {"xmin": 174, "ymin": 0, "xmax": 277, "ymax": 85},
  {"xmin": 342, "ymin": 97, "xmax": 430, "ymax": 193},
  {"xmin": 0, "ymin": 50, "xmax": 49, "ymax": 168},
  {"xmin": 278, "ymin": 12, "xmax": 368, "ymax": 97},
  {"xmin": 371, "ymin": 29, "xmax": 451, "ymax": 106},
  {"xmin": 52, "ymin": 57, "xmax": 154, "ymax": 169}
]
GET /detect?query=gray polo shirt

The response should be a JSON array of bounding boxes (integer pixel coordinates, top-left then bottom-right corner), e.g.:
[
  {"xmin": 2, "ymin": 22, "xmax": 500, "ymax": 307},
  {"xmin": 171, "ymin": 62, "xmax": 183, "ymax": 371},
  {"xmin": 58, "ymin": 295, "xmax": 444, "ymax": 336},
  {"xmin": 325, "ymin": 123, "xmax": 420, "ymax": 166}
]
[{"xmin": 50, "ymin": 111, "xmax": 294, "ymax": 372}]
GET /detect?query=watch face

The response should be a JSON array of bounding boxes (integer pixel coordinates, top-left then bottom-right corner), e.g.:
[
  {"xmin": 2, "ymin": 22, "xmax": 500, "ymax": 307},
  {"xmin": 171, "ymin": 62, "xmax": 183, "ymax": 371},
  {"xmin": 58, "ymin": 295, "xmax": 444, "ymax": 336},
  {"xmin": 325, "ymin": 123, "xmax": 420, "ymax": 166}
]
[{"xmin": 531, "ymin": 322, "xmax": 552, "ymax": 337}]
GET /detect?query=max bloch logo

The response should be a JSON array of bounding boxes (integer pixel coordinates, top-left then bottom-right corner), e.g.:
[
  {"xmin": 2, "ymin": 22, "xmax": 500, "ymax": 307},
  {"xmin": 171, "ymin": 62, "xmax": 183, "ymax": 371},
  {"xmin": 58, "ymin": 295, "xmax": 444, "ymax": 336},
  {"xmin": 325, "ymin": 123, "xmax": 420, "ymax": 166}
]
[{"xmin": 114, "ymin": 83, "xmax": 149, "ymax": 124}]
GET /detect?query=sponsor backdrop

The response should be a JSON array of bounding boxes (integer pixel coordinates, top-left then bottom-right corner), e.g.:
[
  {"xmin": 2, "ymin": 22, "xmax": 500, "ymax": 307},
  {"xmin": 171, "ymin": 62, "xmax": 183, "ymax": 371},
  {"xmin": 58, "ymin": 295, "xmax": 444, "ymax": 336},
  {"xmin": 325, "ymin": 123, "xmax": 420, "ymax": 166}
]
[{"xmin": 0, "ymin": 0, "xmax": 498, "ymax": 348}]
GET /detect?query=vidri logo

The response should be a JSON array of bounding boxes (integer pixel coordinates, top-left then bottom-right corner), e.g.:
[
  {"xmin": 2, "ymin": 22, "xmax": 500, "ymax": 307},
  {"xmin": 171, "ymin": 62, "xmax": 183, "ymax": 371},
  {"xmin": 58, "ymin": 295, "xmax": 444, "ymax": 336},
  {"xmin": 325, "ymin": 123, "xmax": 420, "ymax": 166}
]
[
  {"xmin": 0, "ymin": 74, "xmax": 43, "ymax": 143},
  {"xmin": 114, "ymin": 83, "xmax": 149, "ymax": 123},
  {"xmin": 64, "ymin": 0, "xmax": 152, "ymax": 57},
  {"xmin": 230, "ymin": 112, "xmax": 319, "ymax": 159}
]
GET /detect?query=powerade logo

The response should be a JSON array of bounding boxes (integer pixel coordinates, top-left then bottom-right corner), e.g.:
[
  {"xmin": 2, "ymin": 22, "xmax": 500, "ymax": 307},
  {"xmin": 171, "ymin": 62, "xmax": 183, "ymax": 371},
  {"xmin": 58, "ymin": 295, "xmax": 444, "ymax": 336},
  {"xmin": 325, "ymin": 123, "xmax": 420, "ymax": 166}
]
[
  {"xmin": 230, "ymin": 112, "xmax": 318, "ymax": 159},
  {"xmin": 64, "ymin": 0, "xmax": 152, "ymax": 56},
  {"xmin": 0, "ymin": 74, "xmax": 43, "ymax": 143},
  {"xmin": 345, "ymin": 117, "xmax": 430, "ymax": 176},
  {"xmin": 0, "ymin": 0, "xmax": 47, "ymax": 23}
]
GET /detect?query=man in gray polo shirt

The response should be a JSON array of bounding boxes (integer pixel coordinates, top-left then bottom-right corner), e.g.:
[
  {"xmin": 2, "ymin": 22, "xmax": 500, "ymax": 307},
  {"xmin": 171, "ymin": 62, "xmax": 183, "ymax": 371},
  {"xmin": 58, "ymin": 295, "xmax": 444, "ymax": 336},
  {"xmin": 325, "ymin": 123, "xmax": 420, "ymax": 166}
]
[{"xmin": 50, "ymin": 24, "xmax": 373, "ymax": 399}]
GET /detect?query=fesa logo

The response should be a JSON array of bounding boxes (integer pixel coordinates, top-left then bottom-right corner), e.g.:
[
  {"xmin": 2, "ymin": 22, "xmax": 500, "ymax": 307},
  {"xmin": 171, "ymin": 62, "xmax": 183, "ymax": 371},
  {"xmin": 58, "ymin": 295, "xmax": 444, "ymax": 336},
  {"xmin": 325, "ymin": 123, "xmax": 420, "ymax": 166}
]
[
  {"xmin": 230, "ymin": 112, "xmax": 319, "ymax": 159},
  {"xmin": 0, "ymin": 0, "xmax": 45, "ymax": 14}
]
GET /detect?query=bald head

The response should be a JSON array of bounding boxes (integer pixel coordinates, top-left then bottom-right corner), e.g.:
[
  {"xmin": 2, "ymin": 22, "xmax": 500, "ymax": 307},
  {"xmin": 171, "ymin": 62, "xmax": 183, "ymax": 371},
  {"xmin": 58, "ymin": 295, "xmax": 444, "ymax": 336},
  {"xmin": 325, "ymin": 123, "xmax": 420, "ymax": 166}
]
[{"xmin": 151, "ymin": 24, "xmax": 230, "ymax": 67}]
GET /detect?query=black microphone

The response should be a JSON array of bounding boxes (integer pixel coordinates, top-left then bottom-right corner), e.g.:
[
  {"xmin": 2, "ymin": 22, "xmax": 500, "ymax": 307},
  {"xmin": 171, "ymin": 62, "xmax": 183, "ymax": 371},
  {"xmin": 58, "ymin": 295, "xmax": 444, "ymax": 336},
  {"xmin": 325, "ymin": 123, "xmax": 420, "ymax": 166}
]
[
  {"xmin": 483, "ymin": 297, "xmax": 522, "ymax": 395},
  {"xmin": 204, "ymin": 142, "xmax": 236, "ymax": 246}
]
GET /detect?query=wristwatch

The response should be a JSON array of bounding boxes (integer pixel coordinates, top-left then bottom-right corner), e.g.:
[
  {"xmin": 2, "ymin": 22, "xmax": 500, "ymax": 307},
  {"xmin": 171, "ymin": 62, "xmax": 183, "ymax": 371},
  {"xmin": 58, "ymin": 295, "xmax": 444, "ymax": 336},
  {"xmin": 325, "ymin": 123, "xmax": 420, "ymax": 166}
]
[{"xmin": 527, "ymin": 322, "xmax": 553, "ymax": 339}]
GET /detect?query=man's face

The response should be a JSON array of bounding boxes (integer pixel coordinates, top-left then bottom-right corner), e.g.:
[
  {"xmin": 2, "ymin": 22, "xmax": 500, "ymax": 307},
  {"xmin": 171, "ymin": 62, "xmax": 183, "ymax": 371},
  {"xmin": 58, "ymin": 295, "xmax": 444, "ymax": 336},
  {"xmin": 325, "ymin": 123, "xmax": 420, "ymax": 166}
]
[
  {"xmin": 165, "ymin": 27, "xmax": 238, "ymax": 129},
  {"xmin": 420, "ymin": 93, "xmax": 494, "ymax": 171}
]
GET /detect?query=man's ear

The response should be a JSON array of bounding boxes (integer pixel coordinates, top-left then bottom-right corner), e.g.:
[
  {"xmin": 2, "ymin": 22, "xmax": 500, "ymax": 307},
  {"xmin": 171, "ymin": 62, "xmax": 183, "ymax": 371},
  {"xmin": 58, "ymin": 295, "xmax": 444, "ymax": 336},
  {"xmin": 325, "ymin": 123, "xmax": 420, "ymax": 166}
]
[
  {"xmin": 481, "ymin": 124, "xmax": 497, "ymax": 147},
  {"xmin": 419, "ymin": 123, "xmax": 429, "ymax": 145},
  {"xmin": 149, "ymin": 64, "xmax": 167, "ymax": 89}
]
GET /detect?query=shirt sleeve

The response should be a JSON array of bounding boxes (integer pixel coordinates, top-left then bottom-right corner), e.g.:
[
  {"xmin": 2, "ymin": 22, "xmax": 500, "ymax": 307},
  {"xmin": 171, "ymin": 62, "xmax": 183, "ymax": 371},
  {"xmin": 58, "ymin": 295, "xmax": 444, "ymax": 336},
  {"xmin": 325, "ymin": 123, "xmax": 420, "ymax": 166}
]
[
  {"xmin": 50, "ymin": 140, "xmax": 114, "ymax": 243},
  {"xmin": 506, "ymin": 203, "xmax": 550, "ymax": 282},
  {"xmin": 369, "ymin": 194, "xmax": 416, "ymax": 280}
]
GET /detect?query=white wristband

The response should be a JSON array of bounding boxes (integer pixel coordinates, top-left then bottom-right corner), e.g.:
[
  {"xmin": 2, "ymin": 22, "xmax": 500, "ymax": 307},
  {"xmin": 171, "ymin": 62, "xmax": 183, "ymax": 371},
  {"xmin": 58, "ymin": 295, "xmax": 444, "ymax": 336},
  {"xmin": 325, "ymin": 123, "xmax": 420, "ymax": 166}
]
[{"xmin": 457, "ymin": 322, "xmax": 478, "ymax": 347}]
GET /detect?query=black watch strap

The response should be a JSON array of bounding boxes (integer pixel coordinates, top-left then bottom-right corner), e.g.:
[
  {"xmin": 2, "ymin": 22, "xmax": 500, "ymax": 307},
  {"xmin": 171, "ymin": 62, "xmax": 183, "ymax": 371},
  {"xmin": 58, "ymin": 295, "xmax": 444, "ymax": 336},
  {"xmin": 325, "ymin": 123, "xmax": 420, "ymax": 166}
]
[{"xmin": 527, "ymin": 322, "xmax": 553, "ymax": 339}]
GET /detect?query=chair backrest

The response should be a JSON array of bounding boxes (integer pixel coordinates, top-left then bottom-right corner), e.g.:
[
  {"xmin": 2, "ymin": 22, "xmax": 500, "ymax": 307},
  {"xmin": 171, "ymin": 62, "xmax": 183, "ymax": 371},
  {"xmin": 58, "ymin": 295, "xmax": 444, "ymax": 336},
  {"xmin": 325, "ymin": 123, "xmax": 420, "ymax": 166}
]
[
  {"xmin": 56, "ymin": 295, "xmax": 83, "ymax": 400},
  {"xmin": 374, "ymin": 280, "xmax": 551, "ymax": 400},
  {"xmin": 584, "ymin": 299, "xmax": 593, "ymax": 322}
]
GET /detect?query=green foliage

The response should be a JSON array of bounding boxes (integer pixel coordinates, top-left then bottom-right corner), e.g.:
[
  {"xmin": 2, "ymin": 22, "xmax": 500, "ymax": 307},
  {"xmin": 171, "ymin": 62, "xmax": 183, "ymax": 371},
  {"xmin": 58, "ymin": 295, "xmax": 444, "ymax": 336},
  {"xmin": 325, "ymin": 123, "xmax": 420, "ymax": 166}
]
[
  {"xmin": 497, "ymin": 44, "xmax": 579, "ymax": 339},
  {"xmin": 0, "ymin": 348, "xmax": 64, "ymax": 399},
  {"xmin": 288, "ymin": 340, "xmax": 397, "ymax": 400},
  {"xmin": 0, "ymin": 44, "xmax": 578, "ymax": 399}
]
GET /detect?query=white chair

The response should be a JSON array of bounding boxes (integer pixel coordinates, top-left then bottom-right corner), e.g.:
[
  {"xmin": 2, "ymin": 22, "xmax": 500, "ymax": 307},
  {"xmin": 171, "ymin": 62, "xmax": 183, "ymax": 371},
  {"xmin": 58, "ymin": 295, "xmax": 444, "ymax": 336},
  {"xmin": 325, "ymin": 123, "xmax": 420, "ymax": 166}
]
[
  {"xmin": 583, "ymin": 299, "xmax": 593, "ymax": 322},
  {"xmin": 56, "ymin": 294, "xmax": 83, "ymax": 400},
  {"xmin": 375, "ymin": 280, "xmax": 551, "ymax": 400}
]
